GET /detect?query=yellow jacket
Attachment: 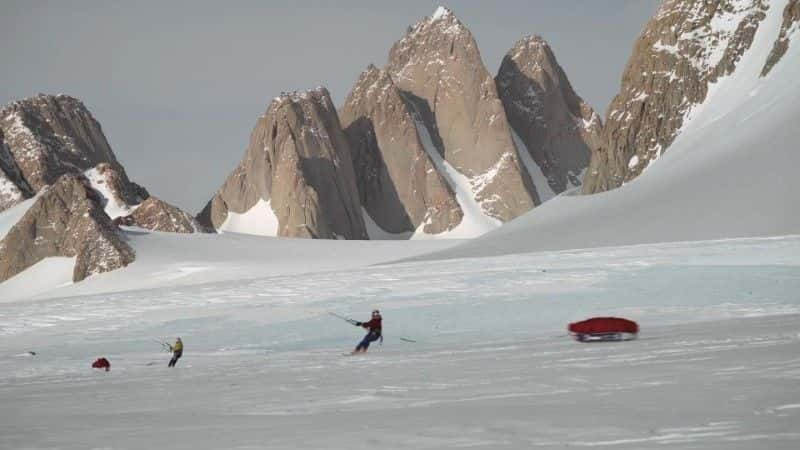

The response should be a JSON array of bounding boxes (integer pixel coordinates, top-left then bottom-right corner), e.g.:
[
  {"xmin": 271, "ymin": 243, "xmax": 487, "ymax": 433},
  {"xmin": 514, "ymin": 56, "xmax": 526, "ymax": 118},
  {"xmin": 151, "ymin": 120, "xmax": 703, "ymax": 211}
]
[{"xmin": 171, "ymin": 340, "xmax": 183, "ymax": 352}]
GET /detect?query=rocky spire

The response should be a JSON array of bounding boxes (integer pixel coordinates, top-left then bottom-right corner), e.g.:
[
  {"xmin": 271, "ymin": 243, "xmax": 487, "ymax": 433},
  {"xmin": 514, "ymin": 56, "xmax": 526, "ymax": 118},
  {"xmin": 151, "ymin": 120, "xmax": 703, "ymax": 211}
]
[
  {"xmin": 198, "ymin": 87, "xmax": 368, "ymax": 239},
  {"xmin": 0, "ymin": 94, "xmax": 122, "ymax": 196},
  {"xmin": 496, "ymin": 35, "xmax": 602, "ymax": 198},
  {"xmin": 340, "ymin": 64, "xmax": 463, "ymax": 236},
  {"xmin": 384, "ymin": 6, "xmax": 540, "ymax": 222}
]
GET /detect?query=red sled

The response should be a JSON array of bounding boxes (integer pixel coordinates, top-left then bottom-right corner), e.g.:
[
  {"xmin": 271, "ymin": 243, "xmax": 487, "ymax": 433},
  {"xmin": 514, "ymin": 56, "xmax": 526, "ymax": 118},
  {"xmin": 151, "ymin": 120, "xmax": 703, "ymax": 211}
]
[{"xmin": 568, "ymin": 317, "xmax": 638, "ymax": 342}]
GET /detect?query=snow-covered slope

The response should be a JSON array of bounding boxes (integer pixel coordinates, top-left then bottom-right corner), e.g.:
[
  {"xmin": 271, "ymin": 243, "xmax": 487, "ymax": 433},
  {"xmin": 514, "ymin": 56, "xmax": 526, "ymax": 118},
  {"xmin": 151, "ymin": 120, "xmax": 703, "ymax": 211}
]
[
  {"xmin": 218, "ymin": 199, "xmax": 280, "ymax": 236},
  {"xmin": 1, "ymin": 235, "xmax": 799, "ymax": 449},
  {"xmin": 0, "ymin": 229, "xmax": 461, "ymax": 302},
  {"xmin": 421, "ymin": 0, "xmax": 800, "ymax": 260}
]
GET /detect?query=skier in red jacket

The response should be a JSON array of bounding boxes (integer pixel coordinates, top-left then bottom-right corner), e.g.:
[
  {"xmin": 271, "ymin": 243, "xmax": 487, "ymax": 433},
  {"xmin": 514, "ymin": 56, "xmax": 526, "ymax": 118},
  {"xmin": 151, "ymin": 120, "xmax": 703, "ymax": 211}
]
[{"xmin": 352, "ymin": 310, "xmax": 382, "ymax": 354}]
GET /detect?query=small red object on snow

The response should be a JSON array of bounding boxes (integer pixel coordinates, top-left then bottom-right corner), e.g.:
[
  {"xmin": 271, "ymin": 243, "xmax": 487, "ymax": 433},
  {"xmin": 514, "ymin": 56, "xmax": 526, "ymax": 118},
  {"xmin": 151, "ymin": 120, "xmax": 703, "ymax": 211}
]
[
  {"xmin": 568, "ymin": 317, "xmax": 639, "ymax": 342},
  {"xmin": 92, "ymin": 357, "xmax": 111, "ymax": 371}
]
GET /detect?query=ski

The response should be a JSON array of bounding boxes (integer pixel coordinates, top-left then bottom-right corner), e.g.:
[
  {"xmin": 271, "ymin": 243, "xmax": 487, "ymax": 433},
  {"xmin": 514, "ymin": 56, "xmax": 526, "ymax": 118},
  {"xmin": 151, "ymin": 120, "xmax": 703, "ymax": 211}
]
[{"xmin": 573, "ymin": 332, "xmax": 637, "ymax": 342}]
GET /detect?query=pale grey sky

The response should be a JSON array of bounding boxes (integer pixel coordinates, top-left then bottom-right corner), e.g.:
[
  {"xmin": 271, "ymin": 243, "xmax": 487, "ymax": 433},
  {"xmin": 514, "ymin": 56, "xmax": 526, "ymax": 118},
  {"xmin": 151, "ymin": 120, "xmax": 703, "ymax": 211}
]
[{"xmin": 1, "ymin": 1, "xmax": 660, "ymax": 212}]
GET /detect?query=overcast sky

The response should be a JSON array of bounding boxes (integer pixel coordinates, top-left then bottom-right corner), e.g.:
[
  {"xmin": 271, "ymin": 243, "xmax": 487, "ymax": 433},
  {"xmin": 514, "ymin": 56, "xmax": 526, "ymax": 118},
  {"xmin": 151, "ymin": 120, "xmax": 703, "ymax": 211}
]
[{"xmin": 1, "ymin": 1, "xmax": 660, "ymax": 212}]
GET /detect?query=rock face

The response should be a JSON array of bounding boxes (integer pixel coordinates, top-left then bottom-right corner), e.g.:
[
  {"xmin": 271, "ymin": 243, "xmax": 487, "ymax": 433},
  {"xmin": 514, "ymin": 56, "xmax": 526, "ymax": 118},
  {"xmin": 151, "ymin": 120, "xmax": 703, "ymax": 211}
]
[
  {"xmin": 0, "ymin": 174, "xmax": 135, "ymax": 283},
  {"xmin": 0, "ymin": 94, "xmax": 122, "ymax": 198},
  {"xmin": 583, "ymin": 0, "xmax": 769, "ymax": 194},
  {"xmin": 385, "ymin": 7, "xmax": 539, "ymax": 221},
  {"xmin": 496, "ymin": 35, "xmax": 602, "ymax": 197},
  {"xmin": 127, "ymin": 197, "xmax": 203, "ymax": 233},
  {"xmin": 340, "ymin": 64, "xmax": 463, "ymax": 235},
  {"xmin": 84, "ymin": 163, "xmax": 203, "ymax": 233},
  {"xmin": 204, "ymin": 7, "xmax": 605, "ymax": 238},
  {"xmin": 0, "ymin": 94, "xmax": 208, "ymax": 287},
  {"xmin": 762, "ymin": 0, "xmax": 800, "ymax": 76},
  {"xmin": 199, "ymin": 87, "xmax": 368, "ymax": 239},
  {"xmin": 0, "ymin": 129, "xmax": 31, "ymax": 210},
  {"xmin": 0, "ymin": 94, "xmax": 202, "ymax": 234},
  {"xmin": 83, "ymin": 162, "xmax": 149, "ymax": 216}
]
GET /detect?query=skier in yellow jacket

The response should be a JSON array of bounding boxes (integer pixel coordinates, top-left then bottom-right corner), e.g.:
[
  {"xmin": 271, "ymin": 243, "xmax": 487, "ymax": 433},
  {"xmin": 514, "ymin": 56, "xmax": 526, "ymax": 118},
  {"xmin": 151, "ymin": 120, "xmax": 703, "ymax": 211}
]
[{"xmin": 168, "ymin": 337, "xmax": 183, "ymax": 367}]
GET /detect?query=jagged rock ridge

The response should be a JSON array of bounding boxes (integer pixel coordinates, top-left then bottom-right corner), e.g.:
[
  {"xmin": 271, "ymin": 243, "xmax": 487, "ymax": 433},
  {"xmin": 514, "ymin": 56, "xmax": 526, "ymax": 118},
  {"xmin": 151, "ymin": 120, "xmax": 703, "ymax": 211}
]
[
  {"xmin": 199, "ymin": 87, "xmax": 368, "ymax": 239},
  {"xmin": 340, "ymin": 64, "xmax": 463, "ymax": 236},
  {"xmin": 211, "ymin": 7, "xmax": 601, "ymax": 239},
  {"xmin": 0, "ymin": 174, "xmax": 135, "ymax": 283},
  {"xmin": 496, "ymin": 35, "xmax": 602, "ymax": 198},
  {"xmin": 85, "ymin": 163, "xmax": 203, "ymax": 233},
  {"xmin": 384, "ymin": 6, "xmax": 540, "ymax": 222},
  {"xmin": 583, "ymin": 0, "xmax": 770, "ymax": 194},
  {"xmin": 0, "ymin": 94, "xmax": 202, "ymax": 233},
  {"xmin": 0, "ymin": 94, "xmax": 205, "ymax": 287},
  {"xmin": 0, "ymin": 94, "xmax": 121, "ymax": 197}
]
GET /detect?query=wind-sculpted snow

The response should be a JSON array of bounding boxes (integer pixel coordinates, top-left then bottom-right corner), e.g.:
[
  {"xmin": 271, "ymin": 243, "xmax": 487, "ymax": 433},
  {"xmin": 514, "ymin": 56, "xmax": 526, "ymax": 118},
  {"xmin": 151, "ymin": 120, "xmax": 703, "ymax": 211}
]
[{"xmin": 0, "ymin": 236, "xmax": 799, "ymax": 448}]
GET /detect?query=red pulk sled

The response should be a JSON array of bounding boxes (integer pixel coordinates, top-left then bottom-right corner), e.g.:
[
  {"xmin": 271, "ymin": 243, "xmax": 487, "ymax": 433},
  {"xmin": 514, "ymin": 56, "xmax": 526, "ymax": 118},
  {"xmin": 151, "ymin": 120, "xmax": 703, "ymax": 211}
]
[
  {"xmin": 92, "ymin": 357, "xmax": 111, "ymax": 371},
  {"xmin": 568, "ymin": 317, "xmax": 639, "ymax": 342}
]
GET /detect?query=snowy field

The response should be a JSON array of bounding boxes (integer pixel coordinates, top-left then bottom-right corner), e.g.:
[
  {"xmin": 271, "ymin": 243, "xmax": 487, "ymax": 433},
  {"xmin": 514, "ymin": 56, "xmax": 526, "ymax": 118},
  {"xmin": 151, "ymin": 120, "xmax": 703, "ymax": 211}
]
[
  {"xmin": 0, "ymin": 230, "xmax": 460, "ymax": 303},
  {"xmin": 2, "ymin": 235, "xmax": 799, "ymax": 449}
]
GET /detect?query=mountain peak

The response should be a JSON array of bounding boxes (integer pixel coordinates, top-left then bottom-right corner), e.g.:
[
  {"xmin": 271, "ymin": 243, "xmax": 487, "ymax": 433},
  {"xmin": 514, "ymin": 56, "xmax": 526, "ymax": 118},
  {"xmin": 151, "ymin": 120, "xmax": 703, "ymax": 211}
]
[
  {"xmin": 1, "ymin": 93, "xmax": 85, "ymax": 120},
  {"xmin": 497, "ymin": 32, "xmax": 601, "ymax": 198},
  {"xmin": 400, "ymin": 5, "xmax": 465, "ymax": 41},
  {"xmin": 515, "ymin": 34, "xmax": 550, "ymax": 50},
  {"xmin": 506, "ymin": 35, "xmax": 557, "ymax": 68},
  {"xmin": 430, "ymin": 6, "xmax": 454, "ymax": 22},
  {"xmin": 271, "ymin": 86, "xmax": 332, "ymax": 109},
  {"xmin": 0, "ymin": 93, "xmax": 122, "ymax": 197},
  {"xmin": 200, "ymin": 85, "xmax": 367, "ymax": 239}
]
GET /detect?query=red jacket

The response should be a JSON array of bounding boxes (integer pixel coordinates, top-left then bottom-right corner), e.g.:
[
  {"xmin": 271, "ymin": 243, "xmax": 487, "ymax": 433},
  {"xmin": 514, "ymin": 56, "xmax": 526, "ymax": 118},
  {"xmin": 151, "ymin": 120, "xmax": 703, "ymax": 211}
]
[{"xmin": 361, "ymin": 316, "xmax": 382, "ymax": 334}]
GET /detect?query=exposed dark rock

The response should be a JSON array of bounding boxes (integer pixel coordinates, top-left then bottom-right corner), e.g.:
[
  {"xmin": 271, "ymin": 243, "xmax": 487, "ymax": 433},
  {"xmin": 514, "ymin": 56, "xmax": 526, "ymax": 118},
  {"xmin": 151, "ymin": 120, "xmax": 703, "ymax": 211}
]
[
  {"xmin": 340, "ymin": 64, "xmax": 463, "ymax": 235},
  {"xmin": 199, "ymin": 87, "xmax": 368, "ymax": 239},
  {"xmin": 0, "ymin": 174, "xmax": 135, "ymax": 283}
]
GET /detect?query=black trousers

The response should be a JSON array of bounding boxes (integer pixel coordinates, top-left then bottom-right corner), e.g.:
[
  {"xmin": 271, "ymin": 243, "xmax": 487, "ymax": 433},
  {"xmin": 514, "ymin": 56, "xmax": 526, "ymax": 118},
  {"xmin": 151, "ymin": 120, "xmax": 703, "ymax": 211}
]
[
  {"xmin": 356, "ymin": 331, "xmax": 381, "ymax": 351},
  {"xmin": 168, "ymin": 350, "xmax": 182, "ymax": 367}
]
